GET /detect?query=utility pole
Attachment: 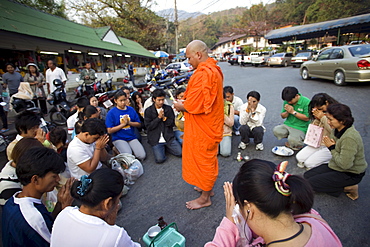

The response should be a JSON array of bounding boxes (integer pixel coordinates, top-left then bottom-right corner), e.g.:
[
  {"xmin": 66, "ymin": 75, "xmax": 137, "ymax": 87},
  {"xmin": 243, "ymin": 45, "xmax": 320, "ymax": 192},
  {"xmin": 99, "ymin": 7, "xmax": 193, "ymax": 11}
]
[{"xmin": 174, "ymin": 0, "xmax": 179, "ymax": 60}]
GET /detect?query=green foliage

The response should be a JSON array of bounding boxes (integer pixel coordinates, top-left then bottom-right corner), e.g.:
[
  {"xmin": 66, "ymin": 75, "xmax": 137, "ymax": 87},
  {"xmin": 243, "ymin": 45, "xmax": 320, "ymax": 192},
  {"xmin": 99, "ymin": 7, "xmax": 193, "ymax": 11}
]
[
  {"xmin": 71, "ymin": 0, "xmax": 167, "ymax": 50},
  {"xmin": 305, "ymin": 0, "xmax": 370, "ymax": 23},
  {"xmin": 16, "ymin": 0, "xmax": 66, "ymax": 18}
]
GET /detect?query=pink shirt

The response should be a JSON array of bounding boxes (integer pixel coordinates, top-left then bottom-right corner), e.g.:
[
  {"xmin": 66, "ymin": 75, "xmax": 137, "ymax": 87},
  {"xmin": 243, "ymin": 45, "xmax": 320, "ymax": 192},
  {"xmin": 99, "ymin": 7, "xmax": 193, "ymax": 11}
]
[{"xmin": 205, "ymin": 210, "xmax": 342, "ymax": 247}]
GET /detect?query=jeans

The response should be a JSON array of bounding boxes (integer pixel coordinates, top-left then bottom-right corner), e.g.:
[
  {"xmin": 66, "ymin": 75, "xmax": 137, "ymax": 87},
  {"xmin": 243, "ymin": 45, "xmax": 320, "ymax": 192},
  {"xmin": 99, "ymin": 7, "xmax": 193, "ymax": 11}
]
[
  {"xmin": 233, "ymin": 115, "xmax": 240, "ymax": 132},
  {"xmin": 219, "ymin": 136, "xmax": 232, "ymax": 157},
  {"xmin": 113, "ymin": 139, "xmax": 146, "ymax": 160},
  {"xmin": 174, "ymin": 130, "xmax": 184, "ymax": 145},
  {"xmin": 152, "ymin": 139, "xmax": 182, "ymax": 163}
]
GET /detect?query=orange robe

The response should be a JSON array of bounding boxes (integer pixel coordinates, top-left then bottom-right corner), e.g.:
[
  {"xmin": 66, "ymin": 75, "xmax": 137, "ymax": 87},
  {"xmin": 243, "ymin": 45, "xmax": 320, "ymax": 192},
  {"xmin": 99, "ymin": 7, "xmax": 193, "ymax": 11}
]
[{"xmin": 182, "ymin": 58, "xmax": 224, "ymax": 191}]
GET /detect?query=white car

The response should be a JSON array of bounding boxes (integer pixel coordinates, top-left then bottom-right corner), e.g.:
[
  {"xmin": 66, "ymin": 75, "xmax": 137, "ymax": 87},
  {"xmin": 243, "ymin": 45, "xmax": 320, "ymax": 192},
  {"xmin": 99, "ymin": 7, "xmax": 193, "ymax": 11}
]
[{"xmin": 165, "ymin": 62, "xmax": 193, "ymax": 73}]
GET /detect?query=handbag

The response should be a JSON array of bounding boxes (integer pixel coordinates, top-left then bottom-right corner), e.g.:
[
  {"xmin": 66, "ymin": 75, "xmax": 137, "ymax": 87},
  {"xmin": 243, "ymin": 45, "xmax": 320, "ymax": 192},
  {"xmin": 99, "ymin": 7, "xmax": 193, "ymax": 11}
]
[{"xmin": 304, "ymin": 123, "xmax": 324, "ymax": 148}]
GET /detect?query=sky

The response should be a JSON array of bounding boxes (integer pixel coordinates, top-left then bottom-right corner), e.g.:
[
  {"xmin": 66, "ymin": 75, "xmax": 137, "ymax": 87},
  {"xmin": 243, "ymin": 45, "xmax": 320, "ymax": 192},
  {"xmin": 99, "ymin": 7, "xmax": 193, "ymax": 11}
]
[{"xmin": 150, "ymin": 0, "xmax": 273, "ymax": 14}]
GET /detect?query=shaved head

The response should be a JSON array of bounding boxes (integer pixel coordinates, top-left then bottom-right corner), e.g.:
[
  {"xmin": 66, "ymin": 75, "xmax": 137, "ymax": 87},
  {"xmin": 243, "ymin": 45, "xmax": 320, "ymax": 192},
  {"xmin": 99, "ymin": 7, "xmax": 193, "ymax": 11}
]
[
  {"xmin": 187, "ymin": 40, "xmax": 208, "ymax": 54},
  {"xmin": 186, "ymin": 40, "xmax": 209, "ymax": 69}
]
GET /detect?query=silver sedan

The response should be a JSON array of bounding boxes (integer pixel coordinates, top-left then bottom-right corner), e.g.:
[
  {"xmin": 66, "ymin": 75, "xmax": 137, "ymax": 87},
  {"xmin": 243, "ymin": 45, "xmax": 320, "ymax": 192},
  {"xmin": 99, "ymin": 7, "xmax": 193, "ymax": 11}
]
[{"xmin": 300, "ymin": 44, "xmax": 370, "ymax": 86}]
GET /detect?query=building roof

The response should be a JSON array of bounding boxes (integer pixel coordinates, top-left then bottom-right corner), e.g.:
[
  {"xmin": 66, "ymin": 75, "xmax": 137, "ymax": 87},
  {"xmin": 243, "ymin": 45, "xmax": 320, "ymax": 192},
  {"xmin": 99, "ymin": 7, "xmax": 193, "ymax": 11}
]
[
  {"xmin": 211, "ymin": 34, "xmax": 247, "ymax": 50},
  {"xmin": 0, "ymin": 0, "xmax": 157, "ymax": 58},
  {"xmin": 266, "ymin": 13, "xmax": 370, "ymax": 44}
]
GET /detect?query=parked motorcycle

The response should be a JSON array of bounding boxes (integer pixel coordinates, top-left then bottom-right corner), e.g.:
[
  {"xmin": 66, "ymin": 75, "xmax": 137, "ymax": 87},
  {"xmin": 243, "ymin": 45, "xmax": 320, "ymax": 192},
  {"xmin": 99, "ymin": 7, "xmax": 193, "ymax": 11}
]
[
  {"xmin": 95, "ymin": 89, "xmax": 120, "ymax": 109},
  {"xmin": 75, "ymin": 78, "xmax": 104, "ymax": 98},
  {"xmin": 105, "ymin": 77, "xmax": 114, "ymax": 91},
  {"xmin": 47, "ymin": 79, "xmax": 72, "ymax": 126},
  {"xmin": 11, "ymin": 98, "xmax": 52, "ymax": 133}
]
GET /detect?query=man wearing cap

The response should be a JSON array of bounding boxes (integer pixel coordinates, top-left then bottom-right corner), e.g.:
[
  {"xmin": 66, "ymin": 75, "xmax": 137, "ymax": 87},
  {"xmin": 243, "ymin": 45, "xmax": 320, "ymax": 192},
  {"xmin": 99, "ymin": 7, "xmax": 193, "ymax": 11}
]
[{"xmin": 45, "ymin": 59, "xmax": 67, "ymax": 94}]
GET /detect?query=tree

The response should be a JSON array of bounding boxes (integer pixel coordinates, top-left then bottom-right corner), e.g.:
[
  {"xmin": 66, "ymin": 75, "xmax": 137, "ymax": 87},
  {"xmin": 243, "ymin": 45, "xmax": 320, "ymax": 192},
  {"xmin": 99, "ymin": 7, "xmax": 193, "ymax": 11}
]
[
  {"xmin": 305, "ymin": 0, "xmax": 370, "ymax": 23},
  {"xmin": 69, "ymin": 0, "xmax": 167, "ymax": 50},
  {"xmin": 16, "ymin": 0, "xmax": 67, "ymax": 18}
]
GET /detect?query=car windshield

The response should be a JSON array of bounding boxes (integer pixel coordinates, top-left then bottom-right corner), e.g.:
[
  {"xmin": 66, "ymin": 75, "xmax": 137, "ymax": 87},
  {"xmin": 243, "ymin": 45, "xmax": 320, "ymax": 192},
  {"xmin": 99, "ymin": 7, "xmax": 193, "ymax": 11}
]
[
  {"xmin": 272, "ymin": 54, "xmax": 284, "ymax": 57},
  {"xmin": 349, "ymin": 45, "xmax": 370, "ymax": 57},
  {"xmin": 184, "ymin": 63, "xmax": 191, "ymax": 67},
  {"xmin": 296, "ymin": 52, "xmax": 310, "ymax": 57}
]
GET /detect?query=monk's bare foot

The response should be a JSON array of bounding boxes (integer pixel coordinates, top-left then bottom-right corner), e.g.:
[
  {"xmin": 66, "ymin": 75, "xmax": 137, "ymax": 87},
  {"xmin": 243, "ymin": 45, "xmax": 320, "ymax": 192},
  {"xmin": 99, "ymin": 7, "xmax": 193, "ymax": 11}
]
[
  {"xmin": 186, "ymin": 196, "xmax": 212, "ymax": 210},
  {"xmin": 193, "ymin": 187, "xmax": 214, "ymax": 196},
  {"xmin": 344, "ymin": 185, "xmax": 359, "ymax": 200}
]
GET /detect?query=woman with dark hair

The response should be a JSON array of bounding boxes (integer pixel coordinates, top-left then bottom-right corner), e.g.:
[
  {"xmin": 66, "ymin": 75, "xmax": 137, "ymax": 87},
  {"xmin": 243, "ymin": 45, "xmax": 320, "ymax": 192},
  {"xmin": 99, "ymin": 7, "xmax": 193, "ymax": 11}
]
[
  {"xmin": 105, "ymin": 91, "xmax": 146, "ymax": 160},
  {"xmin": 131, "ymin": 91, "xmax": 146, "ymax": 135},
  {"xmin": 50, "ymin": 169, "xmax": 140, "ymax": 246},
  {"xmin": 296, "ymin": 93, "xmax": 339, "ymax": 170},
  {"xmin": 88, "ymin": 95, "xmax": 107, "ymax": 121},
  {"xmin": 206, "ymin": 159, "xmax": 341, "ymax": 246},
  {"xmin": 0, "ymin": 138, "xmax": 43, "ymax": 205},
  {"xmin": 304, "ymin": 104, "xmax": 367, "ymax": 200},
  {"xmin": 24, "ymin": 63, "xmax": 47, "ymax": 114}
]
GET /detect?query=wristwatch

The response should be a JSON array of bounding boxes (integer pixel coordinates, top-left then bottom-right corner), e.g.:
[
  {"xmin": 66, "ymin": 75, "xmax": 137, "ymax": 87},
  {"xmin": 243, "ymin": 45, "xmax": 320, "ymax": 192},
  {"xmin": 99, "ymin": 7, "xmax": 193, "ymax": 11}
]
[{"xmin": 293, "ymin": 111, "xmax": 297, "ymax": 116}]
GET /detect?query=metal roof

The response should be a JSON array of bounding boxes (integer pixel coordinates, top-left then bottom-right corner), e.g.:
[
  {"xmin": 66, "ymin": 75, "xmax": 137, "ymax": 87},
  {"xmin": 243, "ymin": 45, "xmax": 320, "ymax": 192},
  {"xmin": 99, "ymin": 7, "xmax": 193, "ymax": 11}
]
[
  {"xmin": 211, "ymin": 34, "xmax": 247, "ymax": 50},
  {"xmin": 266, "ymin": 13, "xmax": 370, "ymax": 43},
  {"xmin": 0, "ymin": 0, "xmax": 157, "ymax": 58}
]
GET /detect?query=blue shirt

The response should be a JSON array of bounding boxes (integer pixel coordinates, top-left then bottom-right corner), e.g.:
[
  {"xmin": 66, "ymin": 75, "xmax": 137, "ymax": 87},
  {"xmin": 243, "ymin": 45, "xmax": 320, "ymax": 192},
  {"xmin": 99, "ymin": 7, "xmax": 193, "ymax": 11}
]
[
  {"xmin": 2, "ymin": 72, "xmax": 23, "ymax": 95},
  {"xmin": 106, "ymin": 106, "xmax": 140, "ymax": 141},
  {"xmin": 2, "ymin": 195, "xmax": 53, "ymax": 247}
]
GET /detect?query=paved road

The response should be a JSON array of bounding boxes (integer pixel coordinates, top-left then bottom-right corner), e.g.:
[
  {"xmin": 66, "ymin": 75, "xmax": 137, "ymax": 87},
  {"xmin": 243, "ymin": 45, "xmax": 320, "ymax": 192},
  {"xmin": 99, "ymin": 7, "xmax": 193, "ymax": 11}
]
[
  {"xmin": 117, "ymin": 62, "xmax": 370, "ymax": 246},
  {"xmin": 0, "ymin": 62, "xmax": 369, "ymax": 246}
]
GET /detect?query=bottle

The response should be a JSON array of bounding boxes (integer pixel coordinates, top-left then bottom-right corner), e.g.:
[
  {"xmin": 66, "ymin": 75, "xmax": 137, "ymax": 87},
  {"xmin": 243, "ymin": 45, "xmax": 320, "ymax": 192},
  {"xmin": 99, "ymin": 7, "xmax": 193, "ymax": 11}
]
[
  {"xmin": 158, "ymin": 217, "xmax": 167, "ymax": 230},
  {"xmin": 237, "ymin": 152, "xmax": 243, "ymax": 162}
]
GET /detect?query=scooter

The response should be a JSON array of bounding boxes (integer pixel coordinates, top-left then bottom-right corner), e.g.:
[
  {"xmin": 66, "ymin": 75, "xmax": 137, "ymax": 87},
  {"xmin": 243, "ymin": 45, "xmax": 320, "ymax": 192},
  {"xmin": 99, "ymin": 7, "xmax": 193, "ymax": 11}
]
[
  {"xmin": 47, "ymin": 85, "xmax": 72, "ymax": 126},
  {"xmin": 95, "ymin": 89, "xmax": 120, "ymax": 109},
  {"xmin": 11, "ymin": 98, "xmax": 52, "ymax": 132}
]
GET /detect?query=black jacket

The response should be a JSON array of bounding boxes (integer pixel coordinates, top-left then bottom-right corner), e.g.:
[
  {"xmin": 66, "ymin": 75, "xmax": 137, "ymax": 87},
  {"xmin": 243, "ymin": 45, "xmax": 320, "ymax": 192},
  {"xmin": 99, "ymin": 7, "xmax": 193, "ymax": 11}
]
[{"xmin": 144, "ymin": 104, "xmax": 175, "ymax": 146}]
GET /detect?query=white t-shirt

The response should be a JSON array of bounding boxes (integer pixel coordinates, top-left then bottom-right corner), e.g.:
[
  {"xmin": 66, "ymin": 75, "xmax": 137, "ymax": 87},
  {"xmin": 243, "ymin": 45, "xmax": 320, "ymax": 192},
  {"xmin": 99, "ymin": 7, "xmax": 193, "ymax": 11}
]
[
  {"xmin": 45, "ymin": 67, "xmax": 67, "ymax": 93},
  {"xmin": 232, "ymin": 96, "xmax": 244, "ymax": 112},
  {"xmin": 67, "ymin": 137, "xmax": 102, "ymax": 179},
  {"xmin": 51, "ymin": 206, "xmax": 140, "ymax": 247},
  {"xmin": 66, "ymin": 111, "xmax": 79, "ymax": 135},
  {"xmin": 0, "ymin": 160, "xmax": 21, "ymax": 205},
  {"xmin": 156, "ymin": 108, "xmax": 166, "ymax": 143}
]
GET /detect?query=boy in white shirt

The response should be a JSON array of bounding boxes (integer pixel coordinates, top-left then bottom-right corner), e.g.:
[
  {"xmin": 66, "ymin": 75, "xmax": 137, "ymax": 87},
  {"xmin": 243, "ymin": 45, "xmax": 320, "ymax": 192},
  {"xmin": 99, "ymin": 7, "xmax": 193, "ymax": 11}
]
[{"xmin": 224, "ymin": 86, "xmax": 243, "ymax": 135}]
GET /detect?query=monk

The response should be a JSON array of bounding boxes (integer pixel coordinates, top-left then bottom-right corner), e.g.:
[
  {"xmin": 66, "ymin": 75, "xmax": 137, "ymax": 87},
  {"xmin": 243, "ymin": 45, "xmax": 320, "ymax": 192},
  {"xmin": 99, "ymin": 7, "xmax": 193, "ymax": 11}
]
[{"xmin": 174, "ymin": 40, "xmax": 224, "ymax": 210}]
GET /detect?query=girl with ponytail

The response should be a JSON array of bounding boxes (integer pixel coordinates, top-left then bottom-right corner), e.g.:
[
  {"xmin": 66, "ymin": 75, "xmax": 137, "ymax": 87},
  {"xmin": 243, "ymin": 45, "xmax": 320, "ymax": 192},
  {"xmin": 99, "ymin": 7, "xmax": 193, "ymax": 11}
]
[
  {"xmin": 206, "ymin": 159, "xmax": 341, "ymax": 247},
  {"xmin": 50, "ymin": 169, "xmax": 140, "ymax": 247}
]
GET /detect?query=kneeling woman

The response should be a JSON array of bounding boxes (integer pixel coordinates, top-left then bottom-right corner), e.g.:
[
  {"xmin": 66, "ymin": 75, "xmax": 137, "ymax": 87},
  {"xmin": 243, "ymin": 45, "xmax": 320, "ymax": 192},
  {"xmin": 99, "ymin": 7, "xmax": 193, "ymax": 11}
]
[
  {"xmin": 304, "ymin": 103, "xmax": 367, "ymax": 200},
  {"xmin": 106, "ymin": 91, "xmax": 146, "ymax": 160},
  {"xmin": 206, "ymin": 159, "xmax": 341, "ymax": 247},
  {"xmin": 51, "ymin": 169, "xmax": 140, "ymax": 246}
]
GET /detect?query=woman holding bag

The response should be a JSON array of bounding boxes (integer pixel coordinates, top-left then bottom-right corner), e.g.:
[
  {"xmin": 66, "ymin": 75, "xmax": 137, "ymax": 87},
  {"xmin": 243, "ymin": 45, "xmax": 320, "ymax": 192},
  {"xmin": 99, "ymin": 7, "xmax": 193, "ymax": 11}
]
[
  {"xmin": 23, "ymin": 63, "xmax": 47, "ymax": 114},
  {"xmin": 296, "ymin": 93, "xmax": 338, "ymax": 170},
  {"xmin": 304, "ymin": 104, "xmax": 367, "ymax": 200}
]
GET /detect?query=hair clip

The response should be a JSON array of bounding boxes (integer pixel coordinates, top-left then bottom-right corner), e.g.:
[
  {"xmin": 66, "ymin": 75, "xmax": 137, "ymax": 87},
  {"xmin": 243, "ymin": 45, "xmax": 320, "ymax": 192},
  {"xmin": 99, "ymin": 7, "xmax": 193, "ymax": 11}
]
[
  {"xmin": 77, "ymin": 175, "xmax": 92, "ymax": 196},
  {"xmin": 272, "ymin": 161, "xmax": 291, "ymax": 196}
]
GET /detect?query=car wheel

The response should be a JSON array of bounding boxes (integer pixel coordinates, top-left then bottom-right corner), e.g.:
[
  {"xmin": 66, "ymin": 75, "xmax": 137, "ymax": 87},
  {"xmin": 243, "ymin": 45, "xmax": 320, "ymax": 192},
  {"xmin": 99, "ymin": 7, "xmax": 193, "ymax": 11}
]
[
  {"xmin": 301, "ymin": 68, "xmax": 310, "ymax": 80},
  {"xmin": 334, "ymin": 70, "xmax": 346, "ymax": 86},
  {"xmin": 284, "ymin": 61, "xmax": 288, "ymax": 67}
]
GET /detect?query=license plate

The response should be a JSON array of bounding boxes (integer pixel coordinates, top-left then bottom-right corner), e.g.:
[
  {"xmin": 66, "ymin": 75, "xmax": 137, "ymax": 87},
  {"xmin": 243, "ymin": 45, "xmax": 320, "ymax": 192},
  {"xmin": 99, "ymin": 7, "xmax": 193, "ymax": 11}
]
[{"xmin": 103, "ymin": 100, "xmax": 113, "ymax": 108}]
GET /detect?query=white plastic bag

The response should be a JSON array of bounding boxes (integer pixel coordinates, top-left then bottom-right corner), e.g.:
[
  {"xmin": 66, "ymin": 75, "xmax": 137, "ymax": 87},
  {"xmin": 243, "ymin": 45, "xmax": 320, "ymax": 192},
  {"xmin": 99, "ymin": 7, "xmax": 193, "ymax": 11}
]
[{"xmin": 124, "ymin": 159, "xmax": 143, "ymax": 185}]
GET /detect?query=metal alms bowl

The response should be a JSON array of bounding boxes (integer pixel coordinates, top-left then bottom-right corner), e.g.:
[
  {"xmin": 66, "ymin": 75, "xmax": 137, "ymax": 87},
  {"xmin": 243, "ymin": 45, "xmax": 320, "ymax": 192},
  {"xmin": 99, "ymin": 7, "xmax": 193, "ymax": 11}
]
[{"xmin": 147, "ymin": 225, "xmax": 161, "ymax": 238}]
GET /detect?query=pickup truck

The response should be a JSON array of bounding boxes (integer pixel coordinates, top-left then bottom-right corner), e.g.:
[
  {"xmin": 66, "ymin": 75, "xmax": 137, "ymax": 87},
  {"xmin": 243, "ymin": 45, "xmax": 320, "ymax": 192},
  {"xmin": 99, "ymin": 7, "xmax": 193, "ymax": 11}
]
[
  {"xmin": 251, "ymin": 51, "xmax": 275, "ymax": 67},
  {"xmin": 238, "ymin": 52, "xmax": 261, "ymax": 66}
]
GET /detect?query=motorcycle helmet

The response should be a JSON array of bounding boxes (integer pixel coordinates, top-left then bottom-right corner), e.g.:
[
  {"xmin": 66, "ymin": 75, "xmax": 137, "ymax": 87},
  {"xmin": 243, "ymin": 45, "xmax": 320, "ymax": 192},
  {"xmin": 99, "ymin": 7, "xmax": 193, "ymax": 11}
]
[{"xmin": 53, "ymin": 79, "xmax": 64, "ymax": 88}]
